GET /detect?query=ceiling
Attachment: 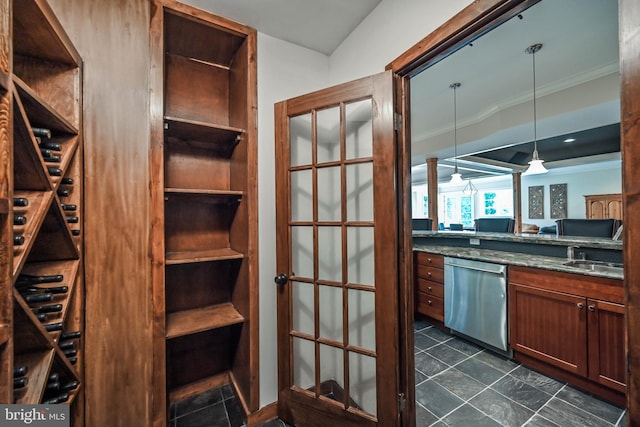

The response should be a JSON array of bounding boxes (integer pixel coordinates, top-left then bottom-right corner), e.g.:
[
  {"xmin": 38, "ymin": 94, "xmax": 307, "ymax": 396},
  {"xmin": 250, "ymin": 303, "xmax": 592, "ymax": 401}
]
[
  {"xmin": 409, "ymin": 0, "xmax": 620, "ymax": 185},
  {"xmin": 182, "ymin": 0, "xmax": 382, "ymax": 55}
]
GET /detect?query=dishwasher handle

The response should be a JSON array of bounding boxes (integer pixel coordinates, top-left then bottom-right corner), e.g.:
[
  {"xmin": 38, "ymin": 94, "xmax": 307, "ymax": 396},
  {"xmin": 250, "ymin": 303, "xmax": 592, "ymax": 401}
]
[{"xmin": 445, "ymin": 260, "xmax": 506, "ymax": 276}]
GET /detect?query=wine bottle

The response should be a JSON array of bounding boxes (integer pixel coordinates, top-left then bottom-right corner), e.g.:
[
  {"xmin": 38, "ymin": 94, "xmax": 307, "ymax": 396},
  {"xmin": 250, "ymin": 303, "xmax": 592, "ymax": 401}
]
[
  {"xmin": 40, "ymin": 141, "xmax": 61, "ymax": 151},
  {"xmin": 47, "ymin": 372, "xmax": 59, "ymax": 383},
  {"xmin": 61, "ymin": 177, "xmax": 74, "ymax": 185},
  {"xmin": 44, "ymin": 322, "xmax": 63, "ymax": 332},
  {"xmin": 16, "ymin": 274, "xmax": 64, "ymax": 285},
  {"xmin": 31, "ymin": 127, "xmax": 51, "ymax": 138},
  {"xmin": 20, "ymin": 285, "xmax": 68, "ymax": 295},
  {"xmin": 48, "ymin": 166, "xmax": 62, "ymax": 176},
  {"xmin": 60, "ymin": 380, "xmax": 79, "ymax": 391},
  {"xmin": 35, "ymin": 313, "xmax": 48, "ymax": 322},
  {"xmin": 57, "ymin": 189, "xmax": 69, "ymax": 197},
  {"xmin": 45, "ymin": 381, "xmax": 60, "ymax": 391},
  {"xmin": 71, "ymin": 230, "xmax": 81, "ymax": 236},
  {"xmin": 13, "ymin": 215, "xmax": 27, "ymax": 225},
  {"xmin": 13, "ymin": 235, "xmax": 24, "ymax": 246},
  {"xmin": 40, "ymin": 148, "xmax": 52, "ymax": 157},
  {"xmin": 58, "ymin": 340, "xmax": 74, "ymax": 350},
  {"xmin": 43, "ymin": 154, "xmax": 61, "ymax": 163},
  {"xmin": 59, "ymin": 331, "xmax": 81, "ymax": 341},
  {"xmin": 13, "ymin": 366, "xmax": 28, "ymax": 377},
  {"xmin": 63, "ymin": 349, "xmax": 77, "ymax": 357},
  {"xmin": 67, "ymin": 357, "xmax": 77, "ymax": 366},
  {"xmin": 61, "ymin": 203, "xmax": 77, "ymax": 211},
  {"xmin": 23, "ymin": 293, "xmax": 53, "ymax": 303},
  {"xmin": 66, "ymin": 216, "xmax": 78, "ymax": 223},
  {"xmin": 13, "ymin": 197, "xmax": 28, "ymax": 207},
  {"xmin": 42, "ymin": 392, "xmax": 69, "ymax": 405},
  {"xmin": 13, "ymin": 377, "xmax": 28, "ymax": 389},
  {"xmin": 34, "ymin": 303, "xmax": 63, "ymax": 314}
]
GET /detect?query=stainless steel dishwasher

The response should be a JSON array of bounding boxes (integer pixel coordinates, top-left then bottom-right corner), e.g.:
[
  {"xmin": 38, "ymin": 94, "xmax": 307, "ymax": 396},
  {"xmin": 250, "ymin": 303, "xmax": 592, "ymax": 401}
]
[{"xmin": 444, "ymin": 257, "xmax": 509, "ymax": 353}]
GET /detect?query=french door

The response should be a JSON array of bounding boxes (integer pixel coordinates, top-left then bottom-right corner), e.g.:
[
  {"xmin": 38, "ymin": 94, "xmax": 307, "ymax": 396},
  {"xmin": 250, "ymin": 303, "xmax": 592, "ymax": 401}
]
[{"xmin": 274, "ymin": 71, "xmax": 401, "ymax": 426}]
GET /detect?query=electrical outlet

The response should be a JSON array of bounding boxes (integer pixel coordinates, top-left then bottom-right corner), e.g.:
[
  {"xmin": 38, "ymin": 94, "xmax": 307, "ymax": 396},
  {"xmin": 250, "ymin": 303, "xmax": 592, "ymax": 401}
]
[{"xmin": 470, "ymin": 238, "xmax": 480, "ymax": 245}]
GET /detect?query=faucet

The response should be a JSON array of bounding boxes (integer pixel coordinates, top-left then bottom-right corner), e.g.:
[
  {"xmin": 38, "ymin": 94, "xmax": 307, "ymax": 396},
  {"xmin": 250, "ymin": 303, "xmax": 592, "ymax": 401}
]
[{"xmin": 567, "ymin": 246, "xmax": 586, "ymax": 260}]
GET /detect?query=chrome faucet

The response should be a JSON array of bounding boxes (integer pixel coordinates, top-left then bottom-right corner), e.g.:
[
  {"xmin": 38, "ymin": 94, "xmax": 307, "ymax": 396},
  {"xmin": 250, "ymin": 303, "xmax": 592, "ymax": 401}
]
[{"xmin": 567, "ymin": 246, "xmax": 586, "ymax": 260}]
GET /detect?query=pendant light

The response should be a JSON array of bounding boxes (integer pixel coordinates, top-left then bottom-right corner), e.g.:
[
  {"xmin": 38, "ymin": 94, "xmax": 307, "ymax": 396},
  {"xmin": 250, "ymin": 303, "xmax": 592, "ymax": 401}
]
[
  {"xmin": 463, "ymin": 179, "xmax": 478, "ymax": 196},
  {"xmin": 449, "ymin": 82, "xmax": 464, "ymax": 184},
  {"xmin": 523, "ymin": 43, "xmax": 548, "ymax": 176}
]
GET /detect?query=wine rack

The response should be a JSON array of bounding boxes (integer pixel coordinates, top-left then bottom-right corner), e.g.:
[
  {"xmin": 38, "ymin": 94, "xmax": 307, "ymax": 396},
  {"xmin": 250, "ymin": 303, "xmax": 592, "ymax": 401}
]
[
  {"xmin": 150, "ymin": 1, "xmax": 258, "ymax": 424},
  {"xmin": 0, "ymin": 0, "xmax": 84, "ymax": 421}
]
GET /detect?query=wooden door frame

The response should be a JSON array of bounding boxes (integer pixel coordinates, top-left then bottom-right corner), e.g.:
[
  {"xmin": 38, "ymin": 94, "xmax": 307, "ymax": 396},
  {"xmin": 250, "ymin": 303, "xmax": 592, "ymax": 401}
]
[{"xmin": 386, "ymin": 0, "xmax": 638, "ymax": 424}]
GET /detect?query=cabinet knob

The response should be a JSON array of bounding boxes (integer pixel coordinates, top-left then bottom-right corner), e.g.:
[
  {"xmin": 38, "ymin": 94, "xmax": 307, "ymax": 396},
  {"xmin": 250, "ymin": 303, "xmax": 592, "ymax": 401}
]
[
  {"xmin": 427, "ymin": 286, "xmax": 432, "ymax": 291},
  {"xmin": 274, "ymin": 273, "xmax": 289, "ymax": 286},
  {"xmin": 427, "ymin": 300, "xmax": 432, "ymax": 305},
  {"xmin": 588, "ymin": 305, "xmax": 596, "ymax": 311},
  {"xmin": 577, "ymin": 303, "xmax": 584, "ymax": 309},
  {"xmin": 427, "ymin": 272, "xmax": 432, "ymax": 277},
  {"xmin": 427, "ymin": 258, "xmax": 432, "ymax": 263}
]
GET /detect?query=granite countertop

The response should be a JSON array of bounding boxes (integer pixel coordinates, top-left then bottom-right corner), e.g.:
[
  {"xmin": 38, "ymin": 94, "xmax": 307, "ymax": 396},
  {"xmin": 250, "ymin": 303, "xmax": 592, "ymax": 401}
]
[
  {"xmin": 412, "ymin": 230, "xmax": 623, "ymax": 250},
  {"xmin": 414, "ymin": 244, "xmax": 623, "ymax": 280}
]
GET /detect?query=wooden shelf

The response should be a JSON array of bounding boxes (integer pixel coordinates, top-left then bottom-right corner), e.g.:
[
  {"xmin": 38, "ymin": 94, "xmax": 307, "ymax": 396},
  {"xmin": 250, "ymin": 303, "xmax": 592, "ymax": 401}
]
[
  {"xmin": 13, "ymin": 0, "xmax": 81, "ymax": 66},
  {"xmin": 0, "ymin": 198, "xmax": 8, "ymax": 215},
  {"xmin": 25, "ymin": 197, "xmax": 79, "ymax": 264},
  {"xmin": 12, "ymin": 190, "xmax": 54, "ymax": 276},
  {"xmin": 166, "ymin": 302, "xmax": 244, "ymax": 339},
  {"xmin": 165, "ymin": 248, "xmax": 244, "ymax": 265},
  {"xmin": 168, "ymin": 372, "xmax": 230, "ymax": 404},
  {"xmin": 14, "ymin": 76, "xmax": 78, "ymax": 135},
  {"xmin": 13, "ymin": 93, "xmax": 51, "ymax": 191},
  {"xmin": 164, "ymin": 116, "xmax": 244, "ymax": 147},
  {"xmin": 164, "ymin": 188, "xmax": 243, "ymax": 203},
  {"xmin": 13, "ymin": 349, "xmax": 55, "ymax": 404}
]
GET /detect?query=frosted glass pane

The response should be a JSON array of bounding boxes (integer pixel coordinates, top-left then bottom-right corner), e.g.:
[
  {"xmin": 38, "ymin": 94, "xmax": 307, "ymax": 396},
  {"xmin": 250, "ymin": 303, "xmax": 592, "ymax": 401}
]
[
  {"xmin": 317, "ymin": 166, "xmax": 341, "ymax": 222},
  {"xmin": 346, "ymin": 163, "xmax": 373, "ymax": 222},
  {"xmin": 291, "ymin": 169, "xmax": 313, "ymax": 222},
  {"xmin": 347, "ymin": 227, "xmax": 374, "ymax": 286},
  {"xmin": 290, "ymin": 113, "xmax": 312, "ymax": 166},
  {"xmin": 318, "ymin": 226, "xmax": 342, "ymax": 282},
  {"xmin": 293, "ymin": 337, "xmax": 315, "ymax": 390},
  {"xmin": 293, "ymin": 281, "xmax": 314, "ymax": 335},
  {"xmin": 292, "ymin": 226, "xmax": 313, "ymax": 279},
  {"xmin": 317, "ymin": 107, "xmax": 340, "ymax": 163},
  {"xmin": 345, "ymin": 99, "xmax": 372, "ymax": 160},
  {"xmin": 349, "ymin": 352, "xmax": 377, "ymax": 416},
  {"xmin": 319, "ymin": 285, "xmax": 342, "ymax": 342},
  {"xmin": 348, "ymin": 289, "xmax": 375, "ymax": 351},
  {"xmin": 320, "ymin": 344, "xmax": 344, "ymax": 406}
]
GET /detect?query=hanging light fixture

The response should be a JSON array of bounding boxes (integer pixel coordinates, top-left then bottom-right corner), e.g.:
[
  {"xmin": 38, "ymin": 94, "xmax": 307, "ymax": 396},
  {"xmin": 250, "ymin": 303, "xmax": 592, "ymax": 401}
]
[
  {"xmin": 449, "ymin": 82, "xmax": 464, "ymax": 184},
  {"xmin": 523, "ymin": 43, "xmax": 548, "ymax": 176},
  {"xmin": 463, "ymin": 179, "xmax": 477, "ymax": 196}
]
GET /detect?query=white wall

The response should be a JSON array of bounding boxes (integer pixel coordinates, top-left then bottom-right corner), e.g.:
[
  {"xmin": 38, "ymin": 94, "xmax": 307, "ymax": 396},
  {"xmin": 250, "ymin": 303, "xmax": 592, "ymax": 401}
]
[
  {"xmin": 254, "ymin": 0, "xmax": 475, "ymax": 408},
  {"xmin": 329, "ymin": 0, "xmax": 474, "ymax": 85},
  {"xmin": 257, "ymin": 33, "xmax": 330, "ymax": 406},
  {"xmin": 521, "ymin": 162, "xmax": 622, "ymax": 228}
]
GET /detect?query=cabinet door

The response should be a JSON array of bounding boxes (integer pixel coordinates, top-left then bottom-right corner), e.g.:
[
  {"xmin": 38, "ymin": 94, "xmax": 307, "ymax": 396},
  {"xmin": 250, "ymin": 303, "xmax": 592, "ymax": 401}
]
[
  {"xmin": 587, "ymin": 299, "xmax": 626, "ymax": 392},
  {"xmin": 587, "ymin": 199, "xmax": 606, "ymax": 219},
  {"xmin": 607, "ymin": 199, "xmax": 623, "ymax": 220},
  {"xmin": 509, "ymin": 284, "xmax": 588, "ymax": 376}
]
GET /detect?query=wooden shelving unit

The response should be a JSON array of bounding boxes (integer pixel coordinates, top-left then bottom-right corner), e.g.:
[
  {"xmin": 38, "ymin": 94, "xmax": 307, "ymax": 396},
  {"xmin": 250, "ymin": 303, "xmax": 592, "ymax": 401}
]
[
  {"xmin": 0, "ymin": 0, "xmax": 84, "ymax": 421},
  {"xmin": 150, "ymin": 1, "xmax": 258, "ymax": 424}
]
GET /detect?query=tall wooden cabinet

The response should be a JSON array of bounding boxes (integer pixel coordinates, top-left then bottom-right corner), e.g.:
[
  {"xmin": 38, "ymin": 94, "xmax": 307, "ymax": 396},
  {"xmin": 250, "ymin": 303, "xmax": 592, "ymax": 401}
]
[
  {"xmin": 150, "ymin": 1, "xmax": 258, "ymax": 424},
  {"xmin": 585, "ymin": 193, "xmax": 622, "ymax": 220},
  {"xmin": 0, "ymin": 0, "xmax": 84, "ymax": 421}
]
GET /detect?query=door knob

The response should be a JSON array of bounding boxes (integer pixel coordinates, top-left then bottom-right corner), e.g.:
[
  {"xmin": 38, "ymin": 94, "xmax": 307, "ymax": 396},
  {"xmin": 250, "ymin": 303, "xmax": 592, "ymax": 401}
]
[{"xmin": 274, "ymin": 273, "xmax": 289, "ymax": 286}]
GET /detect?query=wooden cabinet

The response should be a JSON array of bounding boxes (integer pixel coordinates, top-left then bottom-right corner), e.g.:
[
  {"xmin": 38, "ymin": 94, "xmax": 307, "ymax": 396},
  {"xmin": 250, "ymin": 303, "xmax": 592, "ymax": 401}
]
[
  {"xmin": 0, "ymin": 0, "xmax": 84, "ymax": 420},
  {"xmin": 150, "ymin": 1, "xmax": 258, "ymax": 424},
  {"xmin": 585, "ymin": 193, "xmax": 622, "ymax": 220},
  {"xmin": 414, "ymin": 252, "xmax": 444, "ymax": 322},
  {"xmin": 509, "ymin": 266, "xmax": 625, "ymax": 403}
]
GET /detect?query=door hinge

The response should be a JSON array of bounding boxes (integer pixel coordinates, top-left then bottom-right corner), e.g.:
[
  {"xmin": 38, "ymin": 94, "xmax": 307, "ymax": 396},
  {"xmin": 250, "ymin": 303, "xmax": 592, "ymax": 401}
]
[
  {"xmin": 398, "ymin": 392, "xmax": 406, "ymax": 412},
  {"xmin": 394, "ymin": 112, "xmax": 402, "ymax": 131}
]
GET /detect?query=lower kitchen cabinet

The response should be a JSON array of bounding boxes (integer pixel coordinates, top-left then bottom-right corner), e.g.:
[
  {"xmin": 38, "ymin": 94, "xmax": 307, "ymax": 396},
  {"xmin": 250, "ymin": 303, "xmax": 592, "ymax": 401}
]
[
  {"xmin": 414, "ymin": 252, "xmax": 444, "ymax": 322},
  {"xmin": 509, "ymin": 266, "xmax": 625, "ymax": 403}
]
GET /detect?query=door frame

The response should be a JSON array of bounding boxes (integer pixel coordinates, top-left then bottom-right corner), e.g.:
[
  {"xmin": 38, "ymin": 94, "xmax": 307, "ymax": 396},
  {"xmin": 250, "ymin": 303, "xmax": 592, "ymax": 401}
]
[{"xmin": 387, "ymin": 0, "xmax": 639, "ymax": 425}]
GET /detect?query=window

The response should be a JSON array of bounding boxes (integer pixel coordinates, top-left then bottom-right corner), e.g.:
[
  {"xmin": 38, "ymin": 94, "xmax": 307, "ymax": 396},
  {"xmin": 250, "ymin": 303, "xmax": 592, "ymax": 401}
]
[{"xmin": 439, "ymin": 192, "xmax": 474, "ymax": 228}]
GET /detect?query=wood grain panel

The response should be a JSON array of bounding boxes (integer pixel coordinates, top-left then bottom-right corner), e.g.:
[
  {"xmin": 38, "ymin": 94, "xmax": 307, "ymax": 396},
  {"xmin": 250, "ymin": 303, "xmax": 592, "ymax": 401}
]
[
  {"xmin": 588, "ymin": 299, "xmax": 625, "ymax": 393},
  {"xmin": 47, "ymin": 1, "xmax": 152, "ymax": 426}
]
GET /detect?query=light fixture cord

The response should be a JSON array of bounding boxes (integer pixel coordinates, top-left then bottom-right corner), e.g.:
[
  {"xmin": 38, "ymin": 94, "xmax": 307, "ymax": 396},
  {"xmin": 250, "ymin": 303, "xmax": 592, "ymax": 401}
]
[
  {"xmin": 532, "ymin": 48, "xmax": 538, "ymax": 157},
  {"xmin": 451, "ymin": 82, "xmax": 460, "ymax": 172}
]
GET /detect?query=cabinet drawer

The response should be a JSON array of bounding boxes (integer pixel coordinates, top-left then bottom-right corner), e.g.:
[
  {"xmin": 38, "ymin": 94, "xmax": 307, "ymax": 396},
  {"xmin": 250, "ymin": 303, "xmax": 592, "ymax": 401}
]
[
  {"xmin": 416, "ymin": 265, "xmax": 444, "ymax": 283},
  {"xmin": 415, "ymin": 252, "xmax": 444, "ymax": 268},
  {"xmin": 416, "ymin": 278, "xmax": 444, "ymax": 298},
  {"xmin": 416, "ymin": 293, "xmax": 444, "ymax": 321}
]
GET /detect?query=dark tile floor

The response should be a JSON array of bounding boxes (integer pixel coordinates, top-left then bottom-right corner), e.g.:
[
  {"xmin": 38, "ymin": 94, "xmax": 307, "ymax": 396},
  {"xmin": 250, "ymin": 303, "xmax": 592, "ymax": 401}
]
[
  {"xmin": 414, "ymin": 318, "xmax": 627, "ymax": 426},
  {"xmin": 169, "ymin": 321, "xmax": 627, "ymax": 426}
]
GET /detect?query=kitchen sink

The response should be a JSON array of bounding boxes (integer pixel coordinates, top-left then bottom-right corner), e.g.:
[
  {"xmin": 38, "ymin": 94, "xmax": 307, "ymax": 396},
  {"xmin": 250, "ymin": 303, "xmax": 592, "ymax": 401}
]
[{"xmin": 562, "ymin": 259, "xmax": 623, "ymax": 274}]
